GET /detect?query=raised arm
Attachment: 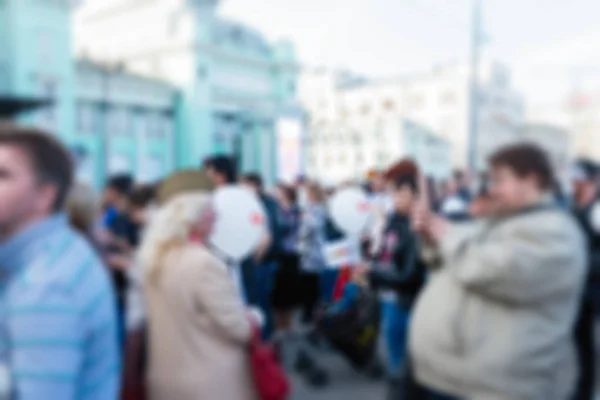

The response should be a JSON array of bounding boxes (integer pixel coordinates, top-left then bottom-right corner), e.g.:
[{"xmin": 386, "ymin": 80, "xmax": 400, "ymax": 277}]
[{"xmin": 442, "ymin": 215, "xmax": 587, "ymax": 305}]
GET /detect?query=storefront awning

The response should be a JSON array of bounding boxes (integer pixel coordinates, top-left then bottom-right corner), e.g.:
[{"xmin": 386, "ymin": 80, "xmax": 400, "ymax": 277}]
[{"xmin": 0, "ymin": 96, "xmax": 51, "ymax": 119}]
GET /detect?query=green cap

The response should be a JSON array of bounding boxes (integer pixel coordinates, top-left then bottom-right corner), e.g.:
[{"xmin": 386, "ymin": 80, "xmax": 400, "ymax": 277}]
[{"xmin": 156, "ymin": 169, "xmax": 215, "ymax": 206}]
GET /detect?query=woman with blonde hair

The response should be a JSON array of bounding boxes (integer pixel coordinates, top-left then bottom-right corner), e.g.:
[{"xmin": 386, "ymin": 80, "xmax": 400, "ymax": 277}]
[{"xmin": 139, "ymin": 170, "xmax": 257, "ymax": 400}]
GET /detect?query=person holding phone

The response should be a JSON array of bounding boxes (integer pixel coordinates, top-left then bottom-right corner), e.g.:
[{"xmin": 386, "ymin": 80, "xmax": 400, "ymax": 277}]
[
  {"xmin": 359, "ymin": 173, "xmax": 426, "ymax": 375},
  {"xmin": 409, "ymin": 144, "xmax": 587, "ymax": 400}
]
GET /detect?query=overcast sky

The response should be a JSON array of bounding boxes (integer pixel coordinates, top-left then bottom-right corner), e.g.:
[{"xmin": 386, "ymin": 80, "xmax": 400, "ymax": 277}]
[{"xmin": 219, "ymin": 0, "xmax": 600, "ymax": 104}]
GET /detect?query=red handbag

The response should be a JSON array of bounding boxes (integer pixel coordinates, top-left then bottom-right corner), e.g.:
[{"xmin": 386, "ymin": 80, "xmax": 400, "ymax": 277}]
[{"xmin": 249, "ymin": 326, "xmax": 291, "ymax": 400}]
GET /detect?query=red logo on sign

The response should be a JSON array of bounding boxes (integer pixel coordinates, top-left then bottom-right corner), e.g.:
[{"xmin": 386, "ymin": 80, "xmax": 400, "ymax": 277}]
[{"xmin": 358, "ymin": 202, "xmax": 370, "ymax": 212}]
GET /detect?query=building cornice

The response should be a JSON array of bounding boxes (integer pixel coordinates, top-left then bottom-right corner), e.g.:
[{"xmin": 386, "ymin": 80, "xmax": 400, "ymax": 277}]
[
  {"xmin": 78, "ymin": 0, "xmax": 153, "ymax": 22},
  {"xmin": 81, "ymin": 42, "xmax": 298, "ymax": 73}
]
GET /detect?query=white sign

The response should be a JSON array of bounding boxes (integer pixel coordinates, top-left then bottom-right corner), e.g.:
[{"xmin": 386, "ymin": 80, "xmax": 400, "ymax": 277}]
[
  {"xmin": 328, "ymin": 186, "xmax": 371, "ymax": 236},
  {"xmin": 323, "ymin": 238, "xmax": 361, "ymax": 268},
  {"xmin": 209, "ymin": 185, "xmax": 267, "ymax": 262}
]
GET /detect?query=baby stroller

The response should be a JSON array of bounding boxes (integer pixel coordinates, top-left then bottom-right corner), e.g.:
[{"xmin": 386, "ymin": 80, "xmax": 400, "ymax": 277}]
[
  {"xmin": 294, "ymin": 284, "xmax": 384, "ymax": 386},
  {"xmin": 317, "ymin": 285, "xmax": 382, "ymax": 371}
]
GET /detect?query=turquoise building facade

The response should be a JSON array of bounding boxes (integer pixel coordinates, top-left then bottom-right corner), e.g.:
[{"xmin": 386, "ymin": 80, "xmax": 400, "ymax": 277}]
[{"xmin": 0, "ymin": 0, "xmax": 304, "ymax": 188}]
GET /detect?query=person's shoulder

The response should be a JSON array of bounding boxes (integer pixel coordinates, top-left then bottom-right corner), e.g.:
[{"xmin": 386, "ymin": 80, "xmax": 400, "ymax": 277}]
[
  {"xmin": 21, "ymin": 228, "xmax": 112, "ymax": 306},
  {"xmin": 178, "ymin": 244, "xmax": 228, "ymax": 275},
  {"xmin": 512, "ymin": 206, "xmax": 584, "ymax": 241}
]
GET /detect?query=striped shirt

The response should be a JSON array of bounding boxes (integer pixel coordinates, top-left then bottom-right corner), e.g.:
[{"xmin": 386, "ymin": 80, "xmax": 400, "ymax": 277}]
[{"xmin": 0, "ymin": 214, "xmax": 120, "ymax": 400}]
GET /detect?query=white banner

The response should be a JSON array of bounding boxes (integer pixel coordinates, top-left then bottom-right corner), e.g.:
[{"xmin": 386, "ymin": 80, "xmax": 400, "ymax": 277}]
[{"xmin": 323, "ymin": 238, "xmax": 361, "ymax": 268}]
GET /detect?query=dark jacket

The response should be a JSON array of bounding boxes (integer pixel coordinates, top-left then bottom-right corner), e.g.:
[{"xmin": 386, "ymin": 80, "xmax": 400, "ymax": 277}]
[
  {"xmin": 574, "ymin": 203, "xmax": 600, "ymax": 282},
  {"xmin": 369, "ymin": 213, "xmax": 426, "ymax": 308},
  {"xmin": 258, "ymin": 193, "xmax": 281, "ymax": 264},
  {"xmin": 573, "ymin": 201, "xmax": 600, "ymax": 400}
]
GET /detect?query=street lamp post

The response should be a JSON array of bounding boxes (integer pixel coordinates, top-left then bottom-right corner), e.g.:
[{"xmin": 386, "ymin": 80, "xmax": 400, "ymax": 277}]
[{"xmin": 467, "ymin": 0, "xmax": 482, "ymax": 173}]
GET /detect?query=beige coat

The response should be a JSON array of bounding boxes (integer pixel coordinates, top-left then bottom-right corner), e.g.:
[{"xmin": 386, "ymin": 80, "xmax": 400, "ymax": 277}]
[
  {"xmin": 410, "ymin": 201, "xmax": 587, "ymax": 400},
  {"xmin": 144, "ymin": 244, "xmax": 257, "ymax": 400}
]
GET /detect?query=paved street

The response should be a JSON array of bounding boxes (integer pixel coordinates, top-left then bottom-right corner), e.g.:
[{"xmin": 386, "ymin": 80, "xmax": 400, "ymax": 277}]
[
  {"xmin": 288, "ymin": 325, "xmax": 600, "ymax": 400},
  {"xmin": 290, "ymin": 349, "xmax": 386, "ymax": 400}
]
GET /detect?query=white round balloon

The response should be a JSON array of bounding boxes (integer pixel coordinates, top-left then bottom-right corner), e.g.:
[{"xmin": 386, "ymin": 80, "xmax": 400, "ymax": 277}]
[
  {"xmin": 210, "ymin": 185, "xmax": 267, "ymax": 262},
  {"xmin": 328, "ymin": 186, "xmax": 371, "ymax": 236}
]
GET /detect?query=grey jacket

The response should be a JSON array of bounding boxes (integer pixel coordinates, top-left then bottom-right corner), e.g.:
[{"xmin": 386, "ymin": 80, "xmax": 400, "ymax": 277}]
[{"xmin": 409, "ymin": 199, "xmax": 587, "ymax": 400}]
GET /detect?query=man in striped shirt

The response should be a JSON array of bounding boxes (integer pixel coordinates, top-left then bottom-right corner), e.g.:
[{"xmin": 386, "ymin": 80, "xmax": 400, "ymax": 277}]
[{"xmin": 0, "ymin": 126, "xmax": 120, "ymax": 399}]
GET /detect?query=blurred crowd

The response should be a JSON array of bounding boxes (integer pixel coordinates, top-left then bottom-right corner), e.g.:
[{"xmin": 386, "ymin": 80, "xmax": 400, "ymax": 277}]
[{"xmin": 0, "ymin": 122, "xmax": 598, "ymax": 400}]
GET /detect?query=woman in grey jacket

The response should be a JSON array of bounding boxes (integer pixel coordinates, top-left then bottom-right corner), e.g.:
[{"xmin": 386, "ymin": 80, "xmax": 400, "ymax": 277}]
[{"xmin": 410, "ymin": 144, "xmax": 587, "ymax": 400}]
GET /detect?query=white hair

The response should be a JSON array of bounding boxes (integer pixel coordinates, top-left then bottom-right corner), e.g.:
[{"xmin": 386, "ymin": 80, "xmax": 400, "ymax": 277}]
[{"xmin": 138, "ymin": 192, "xmax": 212, "ymax": 284}]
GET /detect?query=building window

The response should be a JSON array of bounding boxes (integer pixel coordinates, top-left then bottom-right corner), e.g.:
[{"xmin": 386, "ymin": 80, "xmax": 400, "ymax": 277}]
[
  {"xmin": 146, "ymin": 114, "xmax": 158, "ymax": 137},
  {"xmin": 374, "ymin": 120, "xmax": 384, "ymax": 138},
  {"xmin": 408, "ymin": 93, "xmax": 425, "ymax": 109},
  {"xmin": 440, "ymin": 90, "xmax": 456, "ymax": 105},
  {"xmin": 360, "ymin": 104, "xmax": 371, "ymax": 116},
  {"xmin": 168, "ymin": 12, "xmax": 179, "ymax": 36},
  {"xmin": 383, "ymin": 98, "xmax": 396, "ymax": 111},
  {"xmin": 0, "ymin": 62, "xmax": 7, "ymax": 92},
  {"xmin": 145, "ymin": 114, "xmax": 172, "ymax": 138},
  {"xmin": 37, "ymin": 30, "xmax": 54, "ymax": 64},
  {"xmin": 339, "ymin": 107, "xmax": 349, "ymax": 119},
  {"xmin": 479, "ymin": 92, "xmax": 488, "ymax": 105},
  {"xmin": 38, "ymin": 77, "xmax": 57, "ymax": 126},
  {"xmin": 439, "ymin": 117, "xmax": 456, "ymax": 138},
  {"xmin": 77, "ymin": 103, "xmax": 96, "ymax": 133},
  {"xmin": 109, "ymin": 108, "xmax": 130, "ymax": 135},
  {"xmin": 165, "ymin": 116, "xmax": 174, "ymax": 138}
]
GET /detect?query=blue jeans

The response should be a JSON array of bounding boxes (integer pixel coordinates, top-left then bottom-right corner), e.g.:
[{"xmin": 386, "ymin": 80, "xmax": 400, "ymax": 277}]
[
  {"xmin": 381, "ymin": 300, "xmax": 410, "ymax": 373},
  {"xmin": 319, "ymin": 269, "xmax": 339, "ymax": 303},
  {"xmin": 254, "ymin": 261, "xmax": 276, "ymax": 340}
]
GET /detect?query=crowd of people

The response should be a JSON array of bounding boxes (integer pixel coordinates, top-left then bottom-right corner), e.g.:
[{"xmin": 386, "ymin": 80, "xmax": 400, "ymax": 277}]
[{"xmin": 0, "ymin": 121, "xmax": 598, "ymax": 400}]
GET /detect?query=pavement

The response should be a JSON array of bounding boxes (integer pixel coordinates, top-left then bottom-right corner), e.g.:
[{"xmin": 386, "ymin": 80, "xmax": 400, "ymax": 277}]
[
  {"xmin": 288, "ymin": 324, "xmax": 600, "ymax": 400},
  {"xmin": 290, "ymin": 347, "xmax": 386, "ymax": 400}
]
